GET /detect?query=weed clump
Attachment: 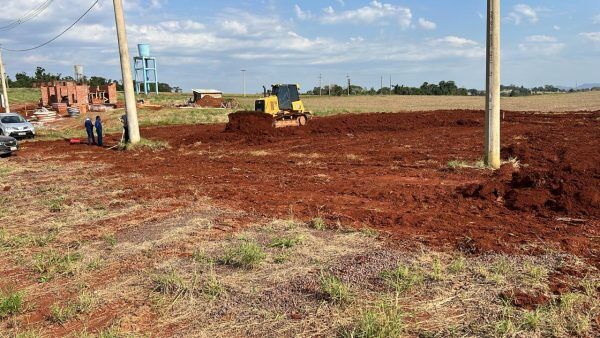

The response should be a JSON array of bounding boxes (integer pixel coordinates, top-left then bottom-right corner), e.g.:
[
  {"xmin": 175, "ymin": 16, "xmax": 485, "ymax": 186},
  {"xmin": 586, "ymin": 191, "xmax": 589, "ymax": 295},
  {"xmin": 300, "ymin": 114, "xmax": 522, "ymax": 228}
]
[
  {"xmin": 381, "ymin": 264, "xmax": 423, "ymax": 293},
  {"xmin": 268, "ymin": 235, "xmax": 303, "ymax": 249},
  {"xmin": 310, "ymin": 217, "xmax": 327, "ymax": 230},
  {"xmin": 342, "ymin": 301, "xmax": 404, "ymax": 338},
  {"xmin": 0, "ymin": 290, "xmax": 24, "ymax": 319},
  {"xmin": 319, "ymin": 273, "xmax": 352, "ymax": 305},
  {"xmin": 219, "ymin": 242, "xmax": 266, "ymax": 269}
]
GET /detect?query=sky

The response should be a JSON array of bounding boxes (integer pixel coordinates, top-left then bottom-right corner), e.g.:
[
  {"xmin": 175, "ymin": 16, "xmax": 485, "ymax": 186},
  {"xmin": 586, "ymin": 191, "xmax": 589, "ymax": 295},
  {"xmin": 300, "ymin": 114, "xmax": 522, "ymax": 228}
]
[{"xmin": 0, "ymin": 0, "xmax": 599, "ymax": 93}]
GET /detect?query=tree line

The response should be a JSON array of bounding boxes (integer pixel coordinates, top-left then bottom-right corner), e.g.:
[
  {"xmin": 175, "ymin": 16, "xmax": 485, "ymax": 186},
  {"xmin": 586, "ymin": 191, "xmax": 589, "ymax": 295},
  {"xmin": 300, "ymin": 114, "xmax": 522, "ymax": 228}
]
[
  {"xmin": 307, "ymin": 81, "xmax": 481, "ymax": 96},
  {"xmin": 307, "ymin": 81, "xmax": 581, "ymax": 97},
  {"xmin": 6, "ymin": 67, "xmax": 178, "ymax": 92}
]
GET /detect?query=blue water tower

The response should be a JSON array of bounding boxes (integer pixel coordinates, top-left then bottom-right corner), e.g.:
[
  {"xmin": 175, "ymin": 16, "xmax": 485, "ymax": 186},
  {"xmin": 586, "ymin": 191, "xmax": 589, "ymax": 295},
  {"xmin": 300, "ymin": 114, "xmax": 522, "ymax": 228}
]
[{"xmin": 133, "ymin": 43, "xmax": 159, "ymax": 95}]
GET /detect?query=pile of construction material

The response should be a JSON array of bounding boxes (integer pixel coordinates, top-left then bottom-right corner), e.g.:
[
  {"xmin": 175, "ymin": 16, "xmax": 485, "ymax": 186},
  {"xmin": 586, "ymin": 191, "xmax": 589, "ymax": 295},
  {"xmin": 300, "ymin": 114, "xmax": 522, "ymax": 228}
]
[{"xmin": 33, "ymin": 107, "xmax": 59, "ymax": 123}]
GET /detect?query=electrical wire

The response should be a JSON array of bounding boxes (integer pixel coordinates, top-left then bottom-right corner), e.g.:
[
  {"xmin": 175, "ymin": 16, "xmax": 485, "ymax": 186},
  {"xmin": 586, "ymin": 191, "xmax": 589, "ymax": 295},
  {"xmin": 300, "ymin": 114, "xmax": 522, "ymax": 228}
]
[
  {"xmin": 0, "ymin": 0, "xmax": 55, "ymax": 32},
  {"xmin": 2, "ymin": 0, "xmax": 100, "ymax": 52}
]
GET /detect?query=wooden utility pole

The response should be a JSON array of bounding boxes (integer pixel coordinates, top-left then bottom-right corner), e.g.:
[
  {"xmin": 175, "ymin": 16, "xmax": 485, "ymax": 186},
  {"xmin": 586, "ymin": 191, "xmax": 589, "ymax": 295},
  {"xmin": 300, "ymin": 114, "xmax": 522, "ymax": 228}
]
[
  {"xmin": 485, "ymin": 0, "xmax": 501, "ymax": 169},
  {"xmin": 113, "ymin": 0, "xmax": 140, "ymax": 144},
  {"xmin": 0, "ymin": 47, "xmax": 10, "ymax": 113}
]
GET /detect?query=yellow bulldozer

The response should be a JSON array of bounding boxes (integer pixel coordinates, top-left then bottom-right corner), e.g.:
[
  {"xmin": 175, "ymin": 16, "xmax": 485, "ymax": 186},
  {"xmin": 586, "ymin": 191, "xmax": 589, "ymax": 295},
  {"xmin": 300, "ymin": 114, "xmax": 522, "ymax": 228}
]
[{"xmin": 227, "ymin": 84, "xmax": 313, "ymax": 131}]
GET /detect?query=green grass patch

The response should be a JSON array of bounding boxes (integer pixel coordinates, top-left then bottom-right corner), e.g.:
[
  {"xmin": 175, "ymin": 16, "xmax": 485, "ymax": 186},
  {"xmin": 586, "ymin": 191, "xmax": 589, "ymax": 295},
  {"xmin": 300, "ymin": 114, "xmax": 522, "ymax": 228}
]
[
  {"xmin": 341, "ymin": 301, "xmax": 404, "ymax": 338},
  {"xmin": 219, "ymin": 241, "xmax": 266, "ymax": 269},
  {"xmin": 0, "ymin": 290, "xmax": 25, "ymax": 319},
  {"xmin": 319, "ymin": 273, "xmax": 352, "ymax": 305},
  {"xmin": 32, "ymin": 250, "xmax": 83, "ymax": 282},
  {"xmin": 381, "ymin": 264, "xmax": 423, "ymax": 293},
  {"xmin": 268, "ymin": 235, "xmax": 303, "ymax": 249},
  {"xmin": 310, "ymin": 217, "xmax": 327, "ymax": 230}
]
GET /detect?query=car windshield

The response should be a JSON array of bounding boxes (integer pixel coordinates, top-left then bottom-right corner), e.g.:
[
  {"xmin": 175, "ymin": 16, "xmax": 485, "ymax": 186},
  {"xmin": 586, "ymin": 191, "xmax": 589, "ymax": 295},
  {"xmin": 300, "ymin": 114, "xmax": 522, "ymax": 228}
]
[{"xmin": 1, "ymin": 116, "xmax": 26, "ymax": 124}]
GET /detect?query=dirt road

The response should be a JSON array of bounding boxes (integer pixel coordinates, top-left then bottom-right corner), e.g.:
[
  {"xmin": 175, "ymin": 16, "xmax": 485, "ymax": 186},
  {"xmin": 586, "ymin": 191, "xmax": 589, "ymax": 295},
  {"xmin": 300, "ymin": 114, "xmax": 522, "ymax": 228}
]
[{"xmin": 20, "ymin": 110, "xmax": 600, "ymax": 265}]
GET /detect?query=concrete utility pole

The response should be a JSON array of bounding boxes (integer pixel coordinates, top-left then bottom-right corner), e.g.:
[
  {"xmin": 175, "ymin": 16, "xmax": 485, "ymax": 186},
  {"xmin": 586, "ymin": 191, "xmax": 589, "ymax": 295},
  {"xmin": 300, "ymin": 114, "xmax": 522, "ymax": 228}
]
[
  {"xmin": 0, "ymin": 47, "xmax": 10, "ymax": 113},
  {"xmin": 485, "ymin": 0, "xmax": 501, "ymax": 169},
  {"xmin": 241, "ymin": 70, "xmax": 246, "ymax": 97},
  {"xmin": 346, "ymin": 75, "xmax": 351, "ymax": 96},
  {"xmin": 389, "ymin": 75, "xmax": 392, "ymax": 96},
  {"xmin": 113, "ymin": 0, "xmax": 140, "ymax": 144},
  {"xmin": 380, "ymin": 76, "xmax": 383, "ymax": 94},
  {"xmin": 319, "ymin": 74, "xmax": 322, "ymax": 96}
]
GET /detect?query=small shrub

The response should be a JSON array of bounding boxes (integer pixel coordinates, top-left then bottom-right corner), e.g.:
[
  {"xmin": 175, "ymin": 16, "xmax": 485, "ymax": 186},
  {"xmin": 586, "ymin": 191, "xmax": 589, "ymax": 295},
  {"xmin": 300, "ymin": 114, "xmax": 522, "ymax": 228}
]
[
  {"xmin": 0, "ymin": 290, "xmax": 24, "ymax": 318},
  {"xmin": 102, "ymin": 234, "xmax": 117, "ymax": 247},
  {"xmin": 152, "ymin": 271, "xmax": 186, "ymax": 294},
  {"xmin": 202, "ymin": 271, "xmax": 225, "ymax": 299},
  {"xmin": 428, "ymin": 256, "xmax": 445, "ymax": 281},
  {"xmin": 342, "ymin": 301, "xmax": 404, "ymax": 338},
  {"xmin": 521, "ymin": 309, "xmax": 543, "ymax": 331},
  {"xmin": 49, "ymin": 303, "xmax": 76, "ymax": 324},
  {"xmin": 319, "ymin": 273, "xmax": 352, "ymax": 305},
  {"xmin": 495, "ymin": 318, "xmax": 516, "ymax": 336},
  {"xmin": 46, "ymin": 197, "xmax": 66, "ymax": 213},
  {"xmin": 269, "ymin": 235, "xmax": 303, "ymax": 249},
  {"xmin": 273, "ymin": 253, "xmax": 289, "ymax": 264},
  {"xmin": 381, "ymin": 265, "xmax": 423, "ymax": 293},
  {"xmin": 219, "ymin": 242, "xmax": 266, "ymax": 269},
  {"xmin": 448, "ymin": 256, "xmax": 466, "ymax": 274},
  {"xmin": 310, "ymin": 217, "xmax": 327, "ymax": 230}
]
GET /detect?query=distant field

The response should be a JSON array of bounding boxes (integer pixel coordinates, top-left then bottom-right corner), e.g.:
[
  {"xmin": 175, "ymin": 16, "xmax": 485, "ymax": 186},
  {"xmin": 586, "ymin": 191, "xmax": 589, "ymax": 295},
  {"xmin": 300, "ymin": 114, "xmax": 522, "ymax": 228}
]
[
  {"xmin": 6, "ymin": 88, "xmax": 600, "ymax": 141},
  {"xmin": 7, "ymin": 88, "xmax": 600, "ymax": 114}
]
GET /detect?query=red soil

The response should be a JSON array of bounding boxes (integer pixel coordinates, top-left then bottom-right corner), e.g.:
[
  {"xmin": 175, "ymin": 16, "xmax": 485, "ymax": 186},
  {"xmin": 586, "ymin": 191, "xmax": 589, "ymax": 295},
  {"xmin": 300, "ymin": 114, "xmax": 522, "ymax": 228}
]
[
  {"xmin": 195, "ymin": 95, "xmax": 224, "ymax": 108},
  {"xmin": 19, "ymin": 110, "xmax": 600, "ymax": 265},
  {"xmin": 225, "ymin": 111, "xmax": 275, "ymax": 134}
]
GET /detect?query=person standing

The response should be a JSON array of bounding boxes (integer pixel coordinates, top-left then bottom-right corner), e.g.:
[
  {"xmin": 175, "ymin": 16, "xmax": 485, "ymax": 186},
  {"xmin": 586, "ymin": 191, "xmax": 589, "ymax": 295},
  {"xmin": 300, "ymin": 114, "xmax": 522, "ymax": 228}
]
[
  {"xmin": 120, "ymin": 113, "xmax": 129, "ymax": 143},
  {"xmin": 95, "ymin": 116, "xmax": 103, "ymax": 147},
  {"xmin": 84, "ymin": 117, "xmax": 95, "ymax": 145}
]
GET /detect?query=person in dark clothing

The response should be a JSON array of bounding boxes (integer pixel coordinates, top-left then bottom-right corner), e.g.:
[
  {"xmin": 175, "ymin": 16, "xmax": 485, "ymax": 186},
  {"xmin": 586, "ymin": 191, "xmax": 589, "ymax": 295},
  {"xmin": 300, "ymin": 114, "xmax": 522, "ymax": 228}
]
[
  {"xmin": 120, "ymin": 114, "xmax": 129, "ymax": 143},
  {"xmin": 84, "ymin": 117, "xmax": 95, "ymax": 145},
  {"xmin": 95, "ymin": 116, "xmax": 103, "ymax": 147}
]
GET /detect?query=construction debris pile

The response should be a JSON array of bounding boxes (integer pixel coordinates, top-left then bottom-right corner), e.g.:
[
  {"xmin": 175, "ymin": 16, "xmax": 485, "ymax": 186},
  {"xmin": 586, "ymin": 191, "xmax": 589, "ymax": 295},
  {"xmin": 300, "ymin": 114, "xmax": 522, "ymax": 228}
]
[{"xmin": 179, "ymin": 89, "xmax": 239, "ymax": 109}]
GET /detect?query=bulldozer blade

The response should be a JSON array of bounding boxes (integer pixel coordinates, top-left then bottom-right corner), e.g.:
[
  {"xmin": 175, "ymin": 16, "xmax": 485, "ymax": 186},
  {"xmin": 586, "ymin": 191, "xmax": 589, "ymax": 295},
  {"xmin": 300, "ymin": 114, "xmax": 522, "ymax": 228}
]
[
  {"xmin": 274, "ymin": 119, "xmax": 300, "ymax": 128},
  {"xmin": 226, "ymin": 111, "xmax": 275, "ymax": 133}
]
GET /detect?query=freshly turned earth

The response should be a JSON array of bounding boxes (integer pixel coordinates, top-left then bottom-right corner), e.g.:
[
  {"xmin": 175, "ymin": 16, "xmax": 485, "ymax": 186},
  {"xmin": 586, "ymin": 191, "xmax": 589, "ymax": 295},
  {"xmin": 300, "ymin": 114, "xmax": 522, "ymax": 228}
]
[{"xmin": 22, "ymin": 110, "xmax": 600, "ymax": 265}]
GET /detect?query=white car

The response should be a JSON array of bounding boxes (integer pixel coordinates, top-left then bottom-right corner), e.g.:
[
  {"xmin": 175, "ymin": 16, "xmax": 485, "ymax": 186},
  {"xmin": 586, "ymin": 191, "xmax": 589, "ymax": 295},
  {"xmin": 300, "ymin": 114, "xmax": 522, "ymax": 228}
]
[{"xmin": 0, "ymin": 113, "xmax": 36, "ymax": 139}]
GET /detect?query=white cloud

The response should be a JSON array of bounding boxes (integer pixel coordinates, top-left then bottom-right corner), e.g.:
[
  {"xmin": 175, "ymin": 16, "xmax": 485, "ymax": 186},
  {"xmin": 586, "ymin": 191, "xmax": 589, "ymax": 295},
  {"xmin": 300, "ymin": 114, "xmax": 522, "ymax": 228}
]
[
  {"xmin": 580, "ymin": 32, "xmax": 600, "ymax": 42},
  {"xmin": 418, "ymin": 18, "xmax": 437, "ymax": 30},
  {"xmin": 525, "ymin": 35, "xmax": 557, "ymax": 43},
  {"xmin": 553, "ymin": 25, "xmax": 561, "ymax": 31},
  {"xmin": 431, "ymin": 36, "xmax": 478, "ymax": 48},
  {"xmin": 321, "ymin": 1, "xmax": 412, "ymax": 28},
  {"xmin": 336, "ymin": 0, "xmax": 346, "ymax": 6},
  {"xmin": 294, "ymin": 5, "xmax": 312, "ymax": 20},
  {"xmin": 507, "ymin": 4, "xmax": 539, "ymax": 25},
  {"xmin": 518, "ymin": 35, "xmax": 564, "ymax": 55},
  {"xmin": 594, "ymin": 14, "xmax": 600, "ymax": 24}
]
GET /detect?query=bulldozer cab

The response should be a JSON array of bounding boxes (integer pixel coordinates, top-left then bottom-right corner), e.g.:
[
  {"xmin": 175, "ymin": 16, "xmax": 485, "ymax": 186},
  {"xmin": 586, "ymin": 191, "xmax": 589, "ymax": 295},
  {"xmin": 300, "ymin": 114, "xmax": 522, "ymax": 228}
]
[{"xmin": 272, "ymin": 84, "xmax": 300, "ymax": 111}]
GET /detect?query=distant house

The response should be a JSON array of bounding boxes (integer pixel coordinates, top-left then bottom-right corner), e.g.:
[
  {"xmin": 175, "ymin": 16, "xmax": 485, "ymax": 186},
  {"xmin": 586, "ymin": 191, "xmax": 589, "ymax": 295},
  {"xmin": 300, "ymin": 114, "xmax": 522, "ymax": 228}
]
[{"xmin": 192, "ymin": 89, "xmax": 223, "ymax": 102}]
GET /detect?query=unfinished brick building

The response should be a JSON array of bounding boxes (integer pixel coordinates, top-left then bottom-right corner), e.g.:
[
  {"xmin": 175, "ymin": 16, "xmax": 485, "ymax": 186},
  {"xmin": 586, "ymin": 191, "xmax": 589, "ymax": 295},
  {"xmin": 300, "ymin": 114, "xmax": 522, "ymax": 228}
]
[{"xmin": 40, "ymin": 81, "xmax": 118, "ymax": 107}]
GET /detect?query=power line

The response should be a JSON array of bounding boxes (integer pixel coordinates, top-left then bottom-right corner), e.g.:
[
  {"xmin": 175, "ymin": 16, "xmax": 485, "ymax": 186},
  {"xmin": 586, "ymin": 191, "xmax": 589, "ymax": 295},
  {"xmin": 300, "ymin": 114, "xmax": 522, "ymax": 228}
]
[
  {"xmin": 0, "ymin": 0, "xmax": 55, "ymax": 32},
  {"xmin": 3, "ymin": 0, "xmax": 99, "ymax": 52}
]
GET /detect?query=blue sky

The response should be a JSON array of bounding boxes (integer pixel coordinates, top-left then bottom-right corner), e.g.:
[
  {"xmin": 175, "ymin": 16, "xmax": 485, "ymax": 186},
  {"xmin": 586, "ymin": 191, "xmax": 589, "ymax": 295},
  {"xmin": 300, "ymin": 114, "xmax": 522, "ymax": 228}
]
[{"xmin": 0, "ymin": 0, "xmax": 599, "ymax": 93}]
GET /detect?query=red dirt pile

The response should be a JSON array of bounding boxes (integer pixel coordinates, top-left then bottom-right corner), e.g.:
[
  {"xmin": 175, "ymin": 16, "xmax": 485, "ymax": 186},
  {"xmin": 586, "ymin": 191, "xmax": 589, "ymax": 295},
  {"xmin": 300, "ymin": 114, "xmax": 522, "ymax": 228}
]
[
  {"xmin": 225, "ymin": 111, "xmax": 275, "ymax": 134},
  {"xmin": 195, "ymin": 95, "xmax": 224, "ymax": 108}
]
